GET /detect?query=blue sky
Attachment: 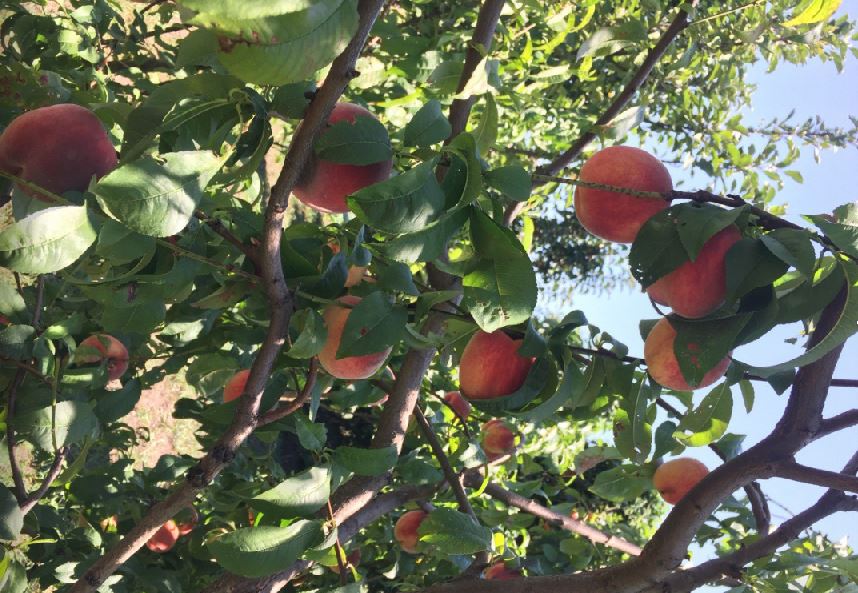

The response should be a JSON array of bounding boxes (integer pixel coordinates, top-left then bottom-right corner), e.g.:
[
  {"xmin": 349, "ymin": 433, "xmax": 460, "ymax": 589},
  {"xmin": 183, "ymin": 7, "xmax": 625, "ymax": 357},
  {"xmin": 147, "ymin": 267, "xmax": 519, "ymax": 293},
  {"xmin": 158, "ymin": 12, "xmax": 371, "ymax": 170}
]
[{"xmin": 546, "ymin": 14, "xmax": 857, "ymax": 580}]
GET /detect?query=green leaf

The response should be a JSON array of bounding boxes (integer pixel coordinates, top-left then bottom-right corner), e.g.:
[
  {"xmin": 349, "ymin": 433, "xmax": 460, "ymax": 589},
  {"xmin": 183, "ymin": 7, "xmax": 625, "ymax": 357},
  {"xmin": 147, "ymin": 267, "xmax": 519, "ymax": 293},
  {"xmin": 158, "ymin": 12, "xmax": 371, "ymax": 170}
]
[
  {"xmin": 808, "ymin": 213, "xmax": 858, "ymax": 260},
  {"xmin": 94, "ymin": 379, "xmax": 142, "ymax": 424},
  {"xmin": 673, "ymin": 203, "xmax": 745, "ymax": 262},
  {"xmin": 13, "ymin": 401, "xmax": 99, "ymax": 451},
  {"xmin": 674, "ymin": 383, "xmax": 733, "ymax": 447},
  {"xmin": 652, "ymin": 421, "xmax": 679, "ymax": 460},
  {"xmin": 519, "ymin": 362, "xmax": 584, "ymax": 423},
  {"xmin": 726, "ymin": 238, "xmax": 790, "ymax": 300},
  {"xmin": 713, "ymin": 433, "xmax": 745, "ymax": 460},
  {"xmin": 0, "ymin": 325, "xmax": 35, "ymax": 360},
  {"xmin": 462, "ymin": 209, "xmax": 537, "ymax": 332},
  {"xmin": 332, "ymin": 445, "xmax": 397, "ymax": 476},
  {"xmin": 348, "ymin": 160, "xmax": 445, "ymax": 234},
  {"xmin": 383, "ymin": 207, "xmax": 470, "ymax": 263},
  {"xmin": 0, "ymin": 486, "xmax": 24, "ymax": 540},
  {"xmin": 287, "ymin": 309, "xmax": 327, "ymax": 359},
  {"xmin": 94, "ymin": 151, "xmax": 221, "ymax": 238},
  {"xmin": 336, "ymin": 291, "xmax": 406, "ymax": 358},
  {"xmin": 614, "ymin": 378, "xmax": 657, "ymax": 463},
  {"xmin": 207, "ymin": 0, "xmax": 360, "ymax": 86},
  {"xmin": 748, "ymin": 258, "xmax": 858, "ymax": 377},
  {"xmin": 783, "ymin": 0, "xmax": 843, "ymax": 26},
  {"xmin": 670, "ymin": 315, "xmax": 748, "ymax": 388},
  {"xmin": 403, "ymin": 100, "xmax": 452, "ymax": 147},
  {"xmin": 315, "ymin": 115, "xmax": 392, "ymax": 165},
  {"xmin": 629, "ymin": 208, "xmax": 687, "ymax": 288},
  {"xmin": 95, "ymin": 219, "xmax": 156, "ymax": 265},
  {"xmin": 589, "ymin": 465, "xmax": 652, "ymax": 502},
  {"xmin": 776, "ymin": 258, "xmax": 845, "ymax": 324},
  {"xmin": 0, "ymin": 206, "xmax": 97, "ymax": 274},
  {"xmin": 0, "ymin": 282, "xmax": 27, "ymax": 323},
  {"xmin": 576, "ymin": 22, "xmax": 647, "ymax": 60},
  {"xmin": 418, "ymin": 508, "xmax": 491, "ymax": 554},
  {"xmin": 251, "ymin": 466, "xmax": 331, "ymax": 518},
  {"xmin": 472, "ymin": 94, "xmax": 498, "ymax": 155},
  {"xmin": 443, "ymin": 134, "xmax": 483, "ymax": 207},
  {"xmin": 208, "ymin": 520, "xmax": 326, "ymax": 578},
  {"xmin": 760, "ymin": 228, "xmax": 816, "ymax": 278},
  {"xmin": 100, "ymin": 300, "xmax": 167, "ymax": 334},
  {"xmin": 485, "ymin": 165, "xmax": 532, "ymax": 203},
  {"xmin": 739, "ymin": 379, "xmax": 755, "ymax": 413}
]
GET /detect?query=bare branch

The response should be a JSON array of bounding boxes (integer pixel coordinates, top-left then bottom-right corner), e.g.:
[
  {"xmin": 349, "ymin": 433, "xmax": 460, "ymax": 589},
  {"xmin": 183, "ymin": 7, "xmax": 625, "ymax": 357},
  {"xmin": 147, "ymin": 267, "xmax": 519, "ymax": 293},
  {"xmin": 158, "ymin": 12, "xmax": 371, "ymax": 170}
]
[
  {"xmin": 503, "ymin": 2, "xmax": 698, "ymax": 225},
  {"xmin": 774, "ymin": 460, "xmax": 858, "ymax": 494},
  {"xmin": 66, "ymin": 1, "xmax": 386, "ymax": 589},
  {"xmin": 462, "ymin": 472, "xmax": 643, "ymax": 556},
  {"xmin": 20, "ymin": 446, "xmax": 68, "ymax": 514},
  {"xmin": 816, "ymin": 408, "xmax": 858, "ymax": 438}
]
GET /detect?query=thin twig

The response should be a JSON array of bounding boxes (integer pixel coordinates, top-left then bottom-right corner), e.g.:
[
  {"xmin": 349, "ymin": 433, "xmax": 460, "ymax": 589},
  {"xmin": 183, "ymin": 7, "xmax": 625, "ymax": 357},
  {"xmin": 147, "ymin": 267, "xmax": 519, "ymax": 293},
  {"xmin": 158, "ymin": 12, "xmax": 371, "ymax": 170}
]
[
  {"xmin": 0, "ymin": 357, "xmax": 53, "ymax": 384},
  {"xmin": 815, "ymin": 409, "xmax": 858, "ymax": 438},
  {"xmin": 20, "ymin": 447, "xmax": 68, "ymax": 514},
  {"xmin": 193, "ymin": 210, "xmax": 261, "ymax": 269},
  {"xmin": 5, "ymin": 369, "xmax": 28, "ymax": 503},
  {"xmin": 327, "ymin": 500, "xmax": 348, "ymax": 586},
  {"xmin": 689, "ymin": 0, "xmax": 767, "ymax": 26},
  {"xmin": 257, "ymin": 359, "xmax": 318, "ymax": 427}
]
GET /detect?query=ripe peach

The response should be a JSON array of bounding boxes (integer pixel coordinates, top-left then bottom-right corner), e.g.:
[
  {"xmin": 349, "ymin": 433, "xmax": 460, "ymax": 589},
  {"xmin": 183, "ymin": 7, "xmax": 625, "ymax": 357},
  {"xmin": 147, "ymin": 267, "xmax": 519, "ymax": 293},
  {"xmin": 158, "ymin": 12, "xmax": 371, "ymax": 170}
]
[
  {"xmin": 573, "ymin": 146, "xmax": 672, "ymax": 243},
  {"xmin": 459, "ymin": 331, "xmax": 535, "ymax": 400},
  {"xmin": 394, "ymin": 510, "xmax": 427, "ymax": 553},
  {"xmin": 294, "ymin": 103, "xmax": 392, "ymax": 213},
  {"xmin": 345, "ymin": 265, "xmax": 369, "ymax": 287},
  {"xmin": 0, "ymin": 104, "xmax": 117, "ymax": 202},
  {"xmin": 652, "ymin": 457, "xmax": 709, "ymax": 504},
  {"xmin": 77, "ymin": 334, "xmax": 129, "ymax": 381},
  {"xmin": 318, "ymin": 295, "xmax": 392, "ymax": 380},
  {"xmin": 646, "ymin": 226, "xmax": 742, "ymax": 319},
  {"xmin": 146, "ymin": 519, "xmax": 181, "ymax": 553},
  {"xmin": 481, "ymin": 419, "xmax": 517, "ymax": 461},
  {"xmin": 483, "ymin": 562, "xmax": 522, "ymax": 580},
  {"xmin": 224, "ymin": 369, "xmax": 250, "ymax": 402},
  {"xmin": 643, "ymin": 318, "xmax": 731, "ymax": 391},
  {"xmin": 443, "ymin": 390, "xmax": 471, "ymax": 421}
]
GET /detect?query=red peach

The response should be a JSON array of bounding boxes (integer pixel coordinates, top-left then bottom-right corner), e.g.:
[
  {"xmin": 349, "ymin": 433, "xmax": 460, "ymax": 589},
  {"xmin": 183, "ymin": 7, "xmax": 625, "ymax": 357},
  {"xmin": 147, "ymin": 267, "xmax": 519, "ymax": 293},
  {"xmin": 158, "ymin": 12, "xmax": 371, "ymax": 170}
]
[
  {"xmin": 643, "ymin": 318, "xmax": 731, "ymax": 391},
  {"xmin": 0, "ymin": 104, "xmax": 117, "ymax": 202},
  {"xmin": 459, "ymin": 331, "xmax": 535, "ymax": 400},
  {"xmin": 293, "ymin": 103, "xmax": 392, "ymax": 213},
  {"xmin": 573, "ymin": 146, "xmax": 671, "ymax": 243},
  {"xmin": 483, "ymin": 562, "xmax": 522, "ymax": 580},
  {"xmin": 394, "ymin": 510, "xmax": 427, "ymax": 554},
  {"xmin": 77, "ymin": 334, "xmax": 129, "ymax": 381},
  {"xmin": 652, "ymin": 457, "xmax": 709, "ymax": 504},
  {"xmin": 481, "ymin": 419, "xmax": 517, "ymax": 461},
  {"xmin": 145, "ymin": 519, "xmax": 181, "ymax": 553},
  {"xmin": 318, "ymin": 295, "xmax": 392, "ymax": 380},
  {"xmin": 224, "ymin": 369, "xmax": 250, "ymax": 403},
  {"xmin": 646, "ymin": 226, "xmax": 742, "ymax": 319},
  {"xmin": 443, "ymin": 390, "xmax": 471, "ymax": 421}
]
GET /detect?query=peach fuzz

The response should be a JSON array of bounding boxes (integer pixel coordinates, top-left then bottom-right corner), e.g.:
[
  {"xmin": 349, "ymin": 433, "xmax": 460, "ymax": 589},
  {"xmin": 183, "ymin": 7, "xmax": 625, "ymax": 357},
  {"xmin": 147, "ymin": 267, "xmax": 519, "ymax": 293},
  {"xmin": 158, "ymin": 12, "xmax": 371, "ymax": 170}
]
[
  {"xmin": 77, "ymin": 334, "xmax": 129, "ymax": 381},
  {"xmin": 573, "ymin": 146, "xmax": 671, "ymax": 243},
  {"xmin": 652, "ymin": 457, "xmax": 709, "ymax": 504},
  {"xmin": 646, "ymin": 225, "xmax": 742, "ymax": 319},
  {"xmin": 145, "ymin": 519, "xmax": 181, "ymax": 553},
  {"xmin": 224, "ymin": 369, "xmax": 250, "ymax": 402},
  {"xmin": 318, "ymin": 295, "xmax": 391, "ymax": 380},
  {"xmin": 483, "ymin": 562, "xmax": 522, "ymax": 580},
  {"xmin": 459, "ymin": 330, "xmax": 535, "ymax": 400},
  {"xmin": 293, "ymin": 102, "xmax": 392, "ymax": 213},
  {"xmin": 394, "ymin": 510, "xmax": 427, "ymax": 553},
  {"xmin": 443, "ymin": 390, "xmax": 471, "ymax": 421},
  {"xmin": 0, "ymin": 103, "xmax": 117, "ymax": 202},
  {"xmin": 643, "ymin": 318, "xmax": 731, "ymax": 391},
  {"xmin": 481, "ymin": 419, "xmax": 517, "ymax": 461}
]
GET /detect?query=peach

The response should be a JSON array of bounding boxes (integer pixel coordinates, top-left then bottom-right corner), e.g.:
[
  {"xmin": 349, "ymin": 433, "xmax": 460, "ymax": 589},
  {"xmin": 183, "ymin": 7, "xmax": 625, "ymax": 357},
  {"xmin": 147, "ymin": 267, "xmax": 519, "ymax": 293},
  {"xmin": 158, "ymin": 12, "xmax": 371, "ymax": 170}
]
[
  {"xmin": 345, "ymin": 265, "xmax": 369, "ymax": 287},
  {"xmin": 224, "ymin": 369, "xmax": 250, "ymax": 402},
  {"xmin": 459, "ymin": 331, "xmax": 535, "ymax": 400},
  {"xmin": 77, "ymin": 334, "xmax": 129, "ymax": 381},
  {"xmin": 0, "ymin": 104, "xmax": 117, "ymax": 202},
  {"xmin": 483, "ymin": 562, "xmax": 522, "ymax": 580},
  {"xmin": 443, "ymin": 390, "xmax": 471, "ymax": 422},
  {"xmin": 481, "ymin": 419, "xmax": 517, "ymax": 461},
  {"xmin": 573, "ymin": 146, "xmax": 671, "ymax": 243},
  {"xmin": 294, "ymin": 103, "xmax": 392, "ymax": 213},
  {"xmin": 318, "ymin": 295, "xmax": 392, "ymax": 380},
  {"xmin": 146, "ymin": 519, "xmax": 181, "ymax": 553},
  {"xmin": 394, "ymin": 510, "xmax": 427, "ymax": 553},
  {"xmin": 644, "ymin": 318, "xmax": 731, "ymax": 391},
  {"xmin": 652, "ymin": 457, "xmax": 709, "ymax": 504},
  {"xmin": 646, "ymin": 226, "xmax": 742, "ymax": 319}
]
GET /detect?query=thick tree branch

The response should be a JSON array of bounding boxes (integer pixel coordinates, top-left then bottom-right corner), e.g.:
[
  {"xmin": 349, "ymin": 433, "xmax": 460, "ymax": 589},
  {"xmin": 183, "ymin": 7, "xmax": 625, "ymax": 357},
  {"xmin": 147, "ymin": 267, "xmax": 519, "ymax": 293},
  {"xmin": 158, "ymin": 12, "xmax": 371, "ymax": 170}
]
[
  {"xmin": 447, "ymin": 0, "xmax": 506, "ymax": 138},
  {"xmin": 774, "ymin": 460, "xmax": 858, "ymax": 494},
  {"xmin": 462, "ymin": 472, "xmax": 643, "ymax": 556},
  {"xmin": 503, "ymin": 3, "xmax": 697, "ymax": 225},
  {"xmin": 67, "ymin": 2, "xmax": 386, "ymax": 590}
]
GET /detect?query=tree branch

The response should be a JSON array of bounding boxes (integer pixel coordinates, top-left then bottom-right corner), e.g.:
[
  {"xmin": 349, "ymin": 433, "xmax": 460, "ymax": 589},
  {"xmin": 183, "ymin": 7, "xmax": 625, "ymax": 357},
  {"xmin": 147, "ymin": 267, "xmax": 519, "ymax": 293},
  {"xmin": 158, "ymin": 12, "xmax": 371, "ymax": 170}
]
[
  {"xmin": 6, "ymin": 369, "xmax": 30, "ymax": 503},
  {"xmin": 194, "ymin": 210, "xmax": 261, "ymax": 269},
  {"xmin": 774, "ymin": 460, "xmax": 858, "ymax": 494},
  {"xmin": 19, "ymin": 446, "xmax": 68, "ymax": 514},
  {"xmin": 503, "ymin": 2, "xmax": 697, "ymax": 225},
  {"xmin": 462, "ymin": 472, "xmax": 643, "ymax": 556},
  {"xmin": 257, "ymin": 358, "xmax": 318, "ymax": 427},
  {"xmin": 815, "ymin": 408, "xmax": 858, "ymax": 438},
  {"xmin": 67, "ymin": 1, "xmax": 386, "ymax": 589}
]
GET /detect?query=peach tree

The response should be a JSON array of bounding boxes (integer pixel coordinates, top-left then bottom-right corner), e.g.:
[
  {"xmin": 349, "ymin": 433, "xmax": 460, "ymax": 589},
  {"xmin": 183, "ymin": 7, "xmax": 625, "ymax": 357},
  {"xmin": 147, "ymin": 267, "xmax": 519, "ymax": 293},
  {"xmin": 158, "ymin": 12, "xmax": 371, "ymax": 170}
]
[{"xmin": 0, "ymin": 1, "xmax": 857, "ymax": 593}]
